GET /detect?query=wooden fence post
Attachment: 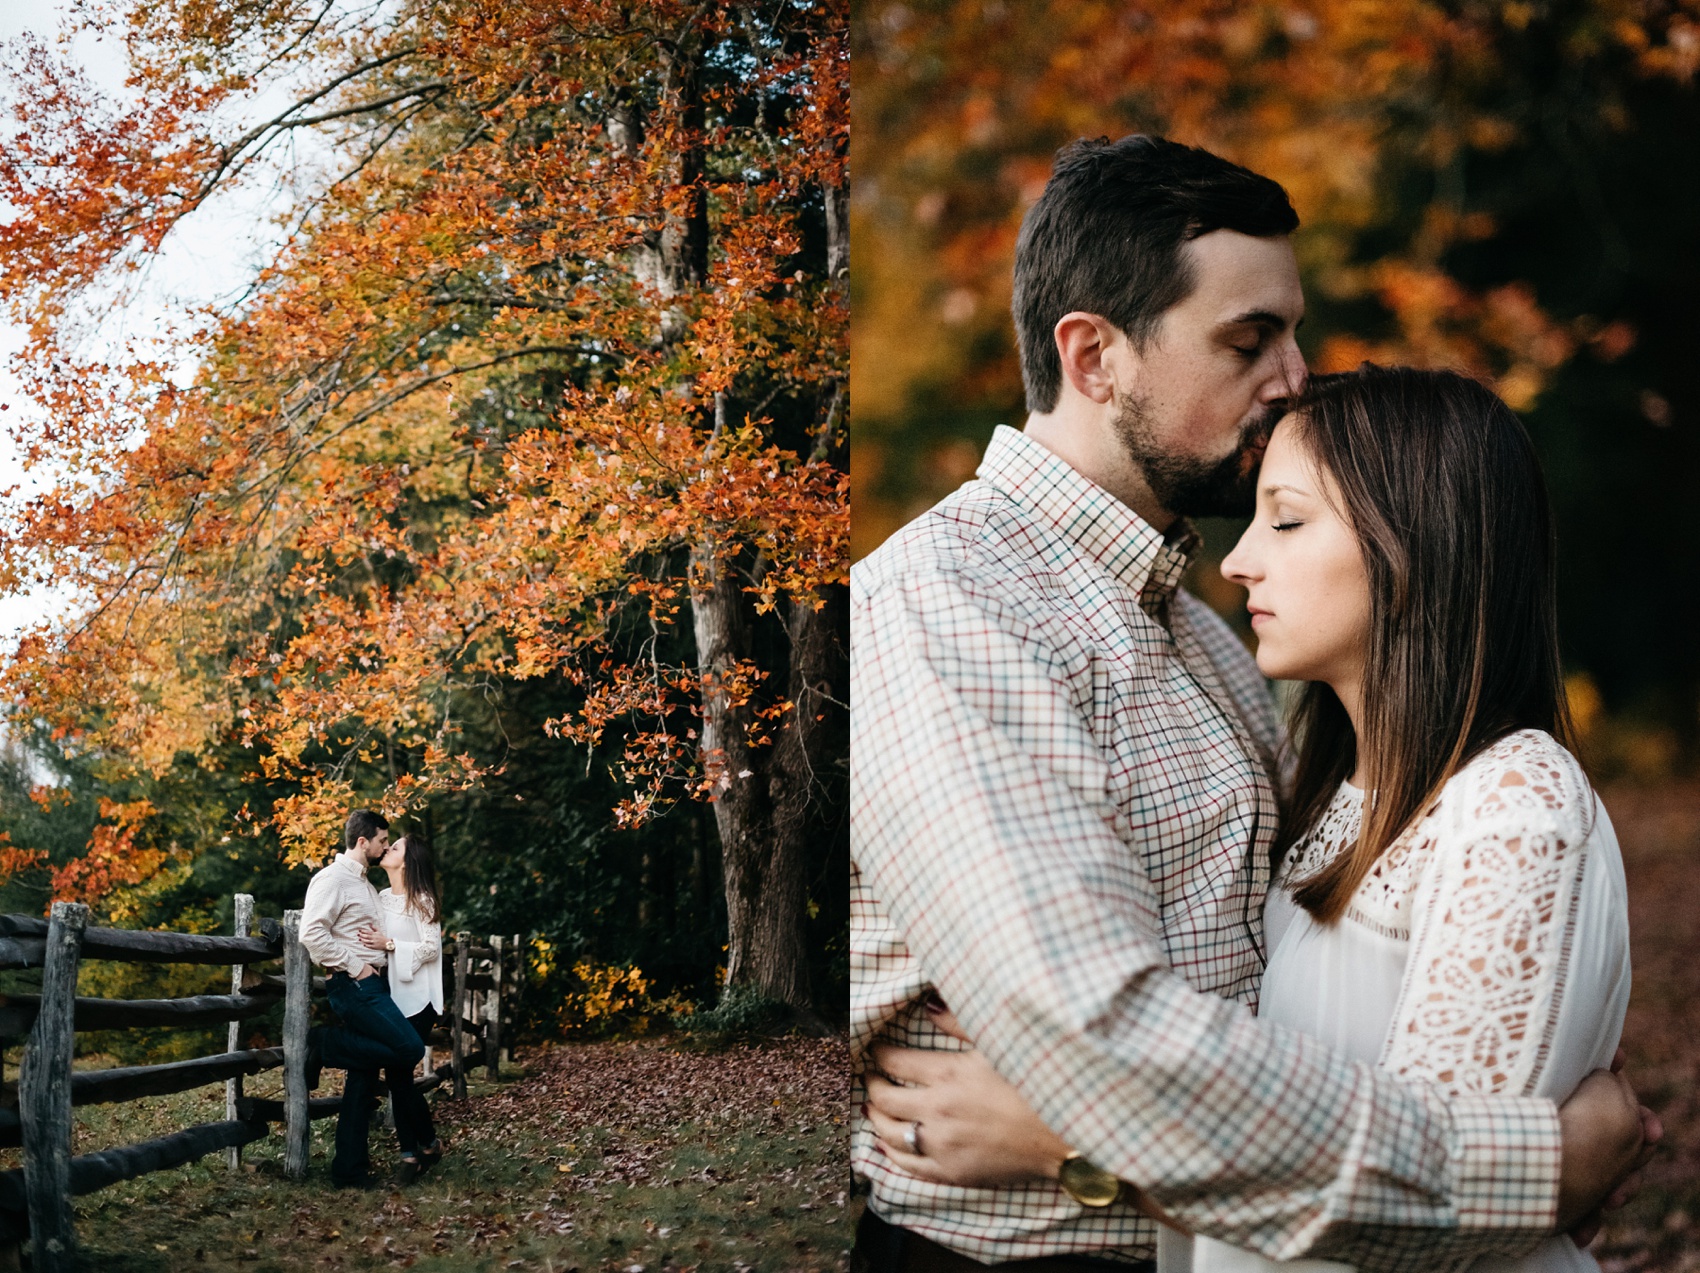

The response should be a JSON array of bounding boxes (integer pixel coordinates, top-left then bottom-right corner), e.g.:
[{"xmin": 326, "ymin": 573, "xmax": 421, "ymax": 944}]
[
  {"xmin": 486, "ymin": 936, "xmax": 502, "ymax": 1081},
  {"xmin": 225, "ymin": 893, "xmax": 253, "ymax": 1171},
  {"xmin": 282, "ymin": 910, "xmax": 310, "ymax": 1180},
  {"xmin": 451, "ymin": 933, "xmax": 469, "ymax": 1099},
  {"xmin": 504, "ymin": 932, "xmax": 521, "ymax": 1064},
  {"xmin": 21, "ymin": 900, "xmax": 88, "ymax": 1271}
]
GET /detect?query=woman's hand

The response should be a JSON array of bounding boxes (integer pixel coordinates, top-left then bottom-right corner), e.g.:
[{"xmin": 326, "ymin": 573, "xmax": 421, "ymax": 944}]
[
  {"xmin": 864, "ymin": 1043, "xmax": 1073, "ymax": 1187},
  {"xmin": 1557, "ymin": 1050, "xmax": 1663, "ymax": 1240},
  {"xmin": 355, "ymin": 924, "xmax": 387, "ymax": 949}
]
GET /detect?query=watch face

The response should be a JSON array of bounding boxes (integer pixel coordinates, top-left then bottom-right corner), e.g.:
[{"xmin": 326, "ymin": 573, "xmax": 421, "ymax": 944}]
[{"xmin": 1058, "ymin": 1155, "xmax": 1121, "ymax": 1208}]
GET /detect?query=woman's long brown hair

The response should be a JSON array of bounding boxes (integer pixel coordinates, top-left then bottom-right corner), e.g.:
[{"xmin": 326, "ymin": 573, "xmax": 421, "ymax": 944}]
[
  {"xmin": 1280, "ymin": 365, "xmax": 1578, "ymax": 923},
  {"xmin": 397, "ymin": 830, "xmax": 441, "ymax": 925}
]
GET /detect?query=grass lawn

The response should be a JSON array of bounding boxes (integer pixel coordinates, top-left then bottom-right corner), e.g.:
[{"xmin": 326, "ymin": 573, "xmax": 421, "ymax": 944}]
[{"xmin": 2, "ymin": 1035, "xmax": 849, "ymax": 1272}]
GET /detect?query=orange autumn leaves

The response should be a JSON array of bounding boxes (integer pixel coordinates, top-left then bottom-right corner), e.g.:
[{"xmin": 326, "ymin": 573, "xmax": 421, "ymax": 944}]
[
  {"xmin": 851, "ymin": 0, "xmax": 1693, "ymax": 556},
  {"xmin": 0, "ymin": 796, "xmax": 173, "ymax": 911},
  {"xmin": 0, "ymin": 1, "xmax": 847, "ymax": 883}
]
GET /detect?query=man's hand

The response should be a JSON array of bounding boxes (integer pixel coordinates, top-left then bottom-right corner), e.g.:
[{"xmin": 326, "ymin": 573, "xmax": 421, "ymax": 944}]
[
  {"xmin": 864, "ymin": 1044, "xmax": 1073, "ymax": 1187},
  {"xmin": 1556, "ymin": 1055, "xmax": 1662, "ymax": 1234},
  {"xmin": 351, "ymin": 962, "xmax": 379, "ymax": 980}
]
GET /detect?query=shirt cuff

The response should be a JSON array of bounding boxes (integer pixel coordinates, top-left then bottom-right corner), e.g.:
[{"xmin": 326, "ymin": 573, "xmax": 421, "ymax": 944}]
[{"xmin": 1447, "ymin": 1093, "xmax": 1561, "ymax": 1242}]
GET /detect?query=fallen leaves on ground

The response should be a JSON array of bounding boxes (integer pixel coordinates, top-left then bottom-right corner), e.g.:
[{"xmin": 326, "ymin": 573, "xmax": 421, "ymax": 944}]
[
  {"xmin": 1591, "ymin": 780, "xmax": 1700, "ymax": 1270},
  {"xmin": 58, "ymin": 1034, "xmax": 851, "ymax": 1272}
]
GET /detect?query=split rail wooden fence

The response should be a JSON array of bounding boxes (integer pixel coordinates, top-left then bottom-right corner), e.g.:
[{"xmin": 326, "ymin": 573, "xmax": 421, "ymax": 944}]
[{"xmin": 0, "ymin": 897, "xmax": 526, "ymax": 1271}]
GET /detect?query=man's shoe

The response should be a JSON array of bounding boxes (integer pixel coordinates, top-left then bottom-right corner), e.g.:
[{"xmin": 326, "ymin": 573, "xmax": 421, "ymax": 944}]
[
  {"xmin": 330, "ymin": 1172, "xmax": 380, "ymax": 1191},
  {"xmin": 395, "ymin": 1157, "xmax": 422, "ymax": 1187},
  {"xmin": 304, "ymin": 1026, "xmax": 324, "ymax": 1091}
]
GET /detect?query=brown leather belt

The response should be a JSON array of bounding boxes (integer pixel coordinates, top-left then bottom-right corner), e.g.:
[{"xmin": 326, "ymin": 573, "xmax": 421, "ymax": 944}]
[{"xmin": 852, "ymin": 1207, "xmax": 1156, "ymax": 1273}]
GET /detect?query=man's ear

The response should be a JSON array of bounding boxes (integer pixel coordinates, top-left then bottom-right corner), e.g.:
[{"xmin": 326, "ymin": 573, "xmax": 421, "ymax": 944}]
[{"xmin": 1053, "ymin": 312, "xmax": 1124, "ymax": 406}]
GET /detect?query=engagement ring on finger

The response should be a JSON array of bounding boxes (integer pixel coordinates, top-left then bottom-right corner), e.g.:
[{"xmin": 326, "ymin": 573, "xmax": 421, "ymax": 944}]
[{"xmin": 903, "ymin": 1121, "xmax": 923, "ymax": 1156}]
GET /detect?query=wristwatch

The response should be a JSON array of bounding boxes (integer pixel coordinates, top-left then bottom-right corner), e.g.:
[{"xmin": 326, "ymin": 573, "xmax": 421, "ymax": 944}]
[
  {"xmin": 1058, "ymin": 1151, "xmax": 1122, "ymax": 1207},
  {"xmin": 385, "ymin": 939, "xmax": 396, "ymax": 953}
]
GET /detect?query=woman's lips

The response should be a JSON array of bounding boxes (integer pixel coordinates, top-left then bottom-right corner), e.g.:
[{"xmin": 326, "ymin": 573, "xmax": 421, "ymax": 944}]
[{"xmin": 1248, "ymin": 608, "xmax": 1272, "ymax": 629}]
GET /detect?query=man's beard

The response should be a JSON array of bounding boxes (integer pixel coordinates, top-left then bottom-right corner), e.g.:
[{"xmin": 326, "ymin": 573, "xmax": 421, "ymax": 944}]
[{"xmin": 1114, "ymin": 391, "xmax": 1281, "ymax": 518}]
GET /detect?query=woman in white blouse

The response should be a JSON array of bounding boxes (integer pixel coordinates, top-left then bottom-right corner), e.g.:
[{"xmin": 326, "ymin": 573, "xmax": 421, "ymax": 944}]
[
  {"xmin": 864, "ymin": 367, "xmax": 1645, "ymax": 1271},
  {"xmin": 354, "ymin": 829, "xmax": 445, "ymax": 1183}
]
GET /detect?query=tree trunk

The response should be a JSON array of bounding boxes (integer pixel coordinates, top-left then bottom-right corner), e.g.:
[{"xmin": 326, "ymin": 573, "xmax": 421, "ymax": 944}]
[
  {"xmin": 824, "ymin": 179, "xmax": 849, "ymax": 283},
  {"xmin": 628, "ymin": 35, "xmax": 818, "ymax": 1011},
  {"xmin": 690, "ymin": 534, "xmax": 811, "ymax": 1010},
  {"xmin": 756, "ymin": 177, "xmax": 849, "ymax": 1019}
]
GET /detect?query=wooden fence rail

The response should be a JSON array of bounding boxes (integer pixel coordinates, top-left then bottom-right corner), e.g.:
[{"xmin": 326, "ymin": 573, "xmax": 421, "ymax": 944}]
[
  {"xmin": 0, "ymin": 916, "xmax": 284, "ymax": 969},
  {"xmin": 0, "ymin": 897, "xmax": 527, "ymax": 1270}
]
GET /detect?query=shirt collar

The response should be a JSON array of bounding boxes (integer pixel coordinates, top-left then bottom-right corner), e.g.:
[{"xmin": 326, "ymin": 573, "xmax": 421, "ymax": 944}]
[
  {"xmin": 337, "ymin": 849, "xmax": 373, "ymax": 879},
  {"xmin": 976, "ymin": 425, "xmax": 1199, "ymax": 620}
]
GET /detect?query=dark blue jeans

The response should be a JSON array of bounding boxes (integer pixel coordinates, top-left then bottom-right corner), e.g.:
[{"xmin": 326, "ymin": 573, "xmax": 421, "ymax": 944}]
[
  {"xmin": 390, "ymin": 1007, "xmax": 438, "ymax": 1157},
  {"xmin": 322, "ymin": 971, "xmax": 426, "ymax": 1181}
]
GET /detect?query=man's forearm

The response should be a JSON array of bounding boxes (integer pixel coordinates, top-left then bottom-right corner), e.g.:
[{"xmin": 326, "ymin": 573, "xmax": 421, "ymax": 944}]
[{"xmin": 938, "ymin": 947, "xmax": 1559, "ymax": 1270}]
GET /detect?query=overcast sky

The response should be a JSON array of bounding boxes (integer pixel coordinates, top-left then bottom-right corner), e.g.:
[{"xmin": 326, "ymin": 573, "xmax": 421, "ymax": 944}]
[{"xmin": 0, "ymin": 0, "xmax": 300, "ymax": 647}]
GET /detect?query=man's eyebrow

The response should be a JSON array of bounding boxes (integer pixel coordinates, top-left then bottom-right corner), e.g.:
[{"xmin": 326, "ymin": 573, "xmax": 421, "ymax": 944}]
[{"xmin": 1221, "ymin": 309, "xmax": 1301, "ymax": 329}]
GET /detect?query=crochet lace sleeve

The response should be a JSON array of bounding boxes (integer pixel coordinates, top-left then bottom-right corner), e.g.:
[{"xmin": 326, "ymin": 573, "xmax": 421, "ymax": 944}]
[
  {"xmin": 1379, "ymin": 733, "xmax": 1595, "ymax": 1097},
  {"xmin": 409, "ymin": 917, "xmax": 441, "ymax": 979}
]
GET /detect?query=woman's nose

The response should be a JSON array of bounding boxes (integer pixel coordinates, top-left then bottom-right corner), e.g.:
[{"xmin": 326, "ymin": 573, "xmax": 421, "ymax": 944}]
[{"xmin": 1221, "ymin": 535, "xmax": 1259, "ymax": 585}]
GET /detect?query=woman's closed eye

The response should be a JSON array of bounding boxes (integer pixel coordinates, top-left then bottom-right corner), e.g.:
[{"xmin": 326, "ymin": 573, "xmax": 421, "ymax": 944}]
[{"xmin": 1273, "ymin": 519, "xmax": 1303, "ymax": 532}]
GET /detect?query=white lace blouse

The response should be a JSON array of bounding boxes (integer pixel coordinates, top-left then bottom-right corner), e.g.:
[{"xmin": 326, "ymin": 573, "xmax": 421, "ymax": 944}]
[
  {"xmin": 1178, "ymin": 730, "xmax": 1631, "ymax": 1273},
  {"xmin": 378, "ymin": 888, "xmax": 444, "ymax": 1019}
]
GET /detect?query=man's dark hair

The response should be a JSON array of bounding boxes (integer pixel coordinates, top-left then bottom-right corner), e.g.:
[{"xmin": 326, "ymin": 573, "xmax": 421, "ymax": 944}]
[
  {"xmin": 1012, "ymin": 134, "xmax": 1299, "ymax": 412},
  {"xmin": 344, "ymin": 809, "xmax": 390, "ymax": 850}
]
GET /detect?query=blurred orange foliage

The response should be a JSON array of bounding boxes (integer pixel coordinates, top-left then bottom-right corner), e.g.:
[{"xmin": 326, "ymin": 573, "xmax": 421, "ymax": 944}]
[{"xmin": 850, "ymin": 0, "xmax": 1697, "ymax": 557}]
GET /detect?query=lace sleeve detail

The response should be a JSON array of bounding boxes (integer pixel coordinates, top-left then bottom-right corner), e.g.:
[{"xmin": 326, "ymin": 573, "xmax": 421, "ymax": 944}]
[
  {"xmin": 1379, "ymin": 732, "xmax": 1595, "ymax": 1096},
  {"xmin": 410, "ymin": 917, "xmax": 441, "ymax": 978}
]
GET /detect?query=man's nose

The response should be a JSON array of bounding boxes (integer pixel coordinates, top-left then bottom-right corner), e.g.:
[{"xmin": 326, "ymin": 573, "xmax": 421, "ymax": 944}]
[{"xmin": 1261, "ymin": 337, "xmax": 1307, "ymax": 403}]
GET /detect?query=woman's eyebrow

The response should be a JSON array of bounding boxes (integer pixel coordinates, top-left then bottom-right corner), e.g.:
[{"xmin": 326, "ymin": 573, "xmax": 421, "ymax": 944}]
[{"xmin": 1262, "ymin": 482, "xmax": 1314, "ymax": 498}]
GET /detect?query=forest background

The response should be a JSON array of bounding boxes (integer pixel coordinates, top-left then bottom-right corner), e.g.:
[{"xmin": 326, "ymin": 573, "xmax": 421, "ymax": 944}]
[
  {"xmin": 852, "ymin": 1, "xmax": 1700, "ymax": 1264},
  {"xmin": 0, "ymin": 0, "xmax": 849, "ymax": 1054},
  {"xmin": 853, "ymin": 0, "xmax": 1700, "ymax": 771}
]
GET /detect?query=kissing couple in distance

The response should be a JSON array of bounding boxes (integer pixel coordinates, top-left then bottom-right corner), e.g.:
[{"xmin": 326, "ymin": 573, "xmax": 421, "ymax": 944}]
[
  {"xmin": 300, "ymin": 809, "xmax": 448, "ymax": 1189},
  {"xmin": 851, "ymin": 135, "xmax": 1661, "ymax": 1272}
]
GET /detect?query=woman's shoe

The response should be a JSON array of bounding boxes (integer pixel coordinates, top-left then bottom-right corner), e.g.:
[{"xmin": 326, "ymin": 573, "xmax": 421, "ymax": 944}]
[
  {"xmin": 417, "ymin": 1139, "xmax": 444, "ymax": 1175},
  {"xmin": 395, "ymin": 1156, "xmax": 422, "ymax": 1186}
]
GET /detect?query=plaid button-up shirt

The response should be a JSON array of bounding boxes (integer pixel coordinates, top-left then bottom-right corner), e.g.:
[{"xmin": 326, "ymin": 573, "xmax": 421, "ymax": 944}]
[{"xmin": 850, "ymin": 426, "xmax": 1561, "ymax": 1270}]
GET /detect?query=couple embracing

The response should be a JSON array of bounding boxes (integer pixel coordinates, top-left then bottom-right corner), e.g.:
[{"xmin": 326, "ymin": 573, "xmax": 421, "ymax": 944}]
[
  {"xmin": 851, "ymin": 136, "xmax": 1660, "ymax": 1272},
  {"xmin": 300, "ymin": 809, "xmax": 448, "ymax": 1189}
]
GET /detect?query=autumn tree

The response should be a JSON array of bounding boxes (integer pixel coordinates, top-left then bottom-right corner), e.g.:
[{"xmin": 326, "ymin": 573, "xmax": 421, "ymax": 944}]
[
  {"xmin": 852, "ymin": 0, "xmax": 1700, "ymax": 754},
  {"xmin": 0, "ymin": 0, "xmax": 848, "ymax": 1012}
]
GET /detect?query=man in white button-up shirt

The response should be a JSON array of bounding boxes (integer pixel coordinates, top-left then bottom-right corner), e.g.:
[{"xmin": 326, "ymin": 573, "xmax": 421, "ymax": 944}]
[{"xmin": 299, "ymin": 809, "xmax": 426, "ymax": 1187}]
